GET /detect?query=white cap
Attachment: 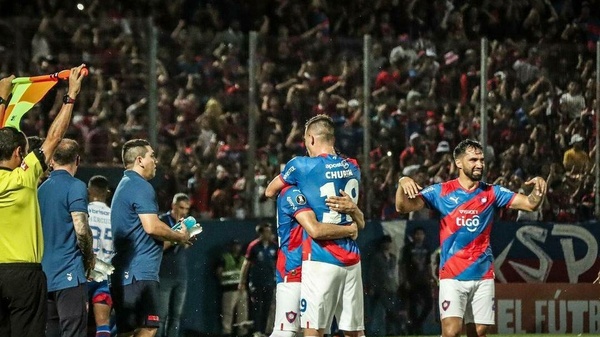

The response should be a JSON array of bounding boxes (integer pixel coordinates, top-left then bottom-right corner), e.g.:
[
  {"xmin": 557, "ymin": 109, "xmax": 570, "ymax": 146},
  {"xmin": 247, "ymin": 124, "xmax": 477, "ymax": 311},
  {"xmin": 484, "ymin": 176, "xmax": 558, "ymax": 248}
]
[
  {"xmin": 348, "ymin": 99, "xmax": 360, "ymax": 108},
  {"xmin": 436, "ymin": 141, "xmax": 450, "ymax": 153},
  {"xmin": 570, "ymin": 134, "xmax": 584, "ymax": 145},
  {"xmin": 409, "ymin": 132, "xmax": 420, "ymax": 142}
]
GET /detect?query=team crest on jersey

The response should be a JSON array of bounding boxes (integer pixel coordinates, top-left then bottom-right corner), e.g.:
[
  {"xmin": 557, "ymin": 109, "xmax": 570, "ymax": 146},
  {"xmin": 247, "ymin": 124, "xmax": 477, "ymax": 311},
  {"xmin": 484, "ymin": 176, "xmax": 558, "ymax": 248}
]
[
  {"xmin": 286, "ymin": 311, "xmax": 298, "ymax": 323},
  {"xmin": 20, "ymin": 161, "xmax": 28, "ymax": 171},
  {"xmin": 442, "ymin": 300, "xmax": 451, "ymax": 311},
  {"xmin": 295, "ymin": 194, "xmax": 307, "ymax": 205},
  {"xmin": 481, "ymin": 197, "xmax": 487, "ymax": 203}
]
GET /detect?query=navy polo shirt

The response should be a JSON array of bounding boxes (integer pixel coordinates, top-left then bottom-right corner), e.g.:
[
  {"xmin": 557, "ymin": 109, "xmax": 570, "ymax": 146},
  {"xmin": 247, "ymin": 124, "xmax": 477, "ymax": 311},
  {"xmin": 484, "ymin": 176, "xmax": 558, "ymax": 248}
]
[
  {"xmin": 38, "ymin": 169, "xmax": 89, "ymax": 292},
  {"xmin": 111, "ymin": 170, "xmax": 161, "ymax": 285},
  {"xmin": 245, "ymin": 239, "xmax": 277, "ymax": 288},
  {"xmin": 159, "ymin": 212, "xmax": 188, "ymax": 280}
]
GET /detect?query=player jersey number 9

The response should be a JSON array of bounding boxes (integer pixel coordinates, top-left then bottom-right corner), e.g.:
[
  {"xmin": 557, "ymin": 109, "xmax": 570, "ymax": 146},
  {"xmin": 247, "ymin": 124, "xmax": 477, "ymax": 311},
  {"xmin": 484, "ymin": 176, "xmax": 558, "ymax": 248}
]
[{"xmin": 320, "ymin": 178, "xmax": 359, "ymax": 224}]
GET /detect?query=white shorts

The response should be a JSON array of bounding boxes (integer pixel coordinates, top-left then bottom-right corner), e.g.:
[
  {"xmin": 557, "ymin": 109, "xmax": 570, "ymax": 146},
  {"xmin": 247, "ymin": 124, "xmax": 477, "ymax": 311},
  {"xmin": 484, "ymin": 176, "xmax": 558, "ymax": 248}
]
[
  {"xmin": 300, "ymin": 260, "xmax": 364, "ymax": 332},
  {"xmin": 439, "ymin": 278, "xmax": 495, "ymax": 325},
  {"xmin": 273, "ymin": 282, "xmax": 301, "ymax": 332}
]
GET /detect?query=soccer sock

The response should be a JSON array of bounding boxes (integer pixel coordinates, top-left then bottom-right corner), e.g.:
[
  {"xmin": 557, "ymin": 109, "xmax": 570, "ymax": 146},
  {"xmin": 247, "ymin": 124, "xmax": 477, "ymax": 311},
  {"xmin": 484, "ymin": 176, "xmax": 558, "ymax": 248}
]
[{"xmin": 96, "ymin": 325, "xmax": 111, "ymax": 337}]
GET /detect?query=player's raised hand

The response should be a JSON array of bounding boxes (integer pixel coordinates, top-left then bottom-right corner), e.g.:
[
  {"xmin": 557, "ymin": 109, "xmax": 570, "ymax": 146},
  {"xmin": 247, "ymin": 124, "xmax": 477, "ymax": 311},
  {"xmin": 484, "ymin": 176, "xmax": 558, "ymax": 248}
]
[
  {"xmin": 399, "ymin": 176, "xmax": 422, "ymax": 199},
  {"xmin": 524, "ymin": 176, "xmax": 547, "ymax": 197}
]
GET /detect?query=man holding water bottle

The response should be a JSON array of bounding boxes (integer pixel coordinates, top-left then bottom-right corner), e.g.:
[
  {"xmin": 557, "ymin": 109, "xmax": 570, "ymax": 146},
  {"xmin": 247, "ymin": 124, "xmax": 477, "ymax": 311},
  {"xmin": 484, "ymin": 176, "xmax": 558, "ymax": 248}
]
[
  {"xmin": 111, "ymin": 139, "xmax": 193, "ymax": 337},
  {"xmin": 158, "ymin": 193, "xmax": 193, "ymax": 337}
]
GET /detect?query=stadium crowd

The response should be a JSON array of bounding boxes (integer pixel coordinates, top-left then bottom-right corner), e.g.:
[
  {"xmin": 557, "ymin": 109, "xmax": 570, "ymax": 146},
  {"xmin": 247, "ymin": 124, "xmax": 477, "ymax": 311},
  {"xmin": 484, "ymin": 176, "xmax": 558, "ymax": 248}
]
[{"xmin": 1, "ymin": 0, "xmax": 599, "ymax": 222}]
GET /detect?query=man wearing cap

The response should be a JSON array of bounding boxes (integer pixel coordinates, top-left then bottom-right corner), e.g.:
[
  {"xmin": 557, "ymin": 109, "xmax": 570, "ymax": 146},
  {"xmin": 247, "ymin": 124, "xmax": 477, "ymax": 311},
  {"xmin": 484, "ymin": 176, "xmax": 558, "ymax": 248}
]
[
  {"xmin": 563, "ymin": 134, "xmax": 590, "ymax": 174},
  {"xmin": 400, "ymin": 133, "xmax": 430, "ymax": 174}
]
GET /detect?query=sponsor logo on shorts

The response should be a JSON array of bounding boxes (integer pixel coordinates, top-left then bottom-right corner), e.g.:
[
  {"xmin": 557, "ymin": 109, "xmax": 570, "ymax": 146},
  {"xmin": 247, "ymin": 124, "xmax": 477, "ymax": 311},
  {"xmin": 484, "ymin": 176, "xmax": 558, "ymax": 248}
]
[
  {"xmin": 147, "ymin": 315, "xmax": 160, "ymax": 322},
  {"xmin": 442, "ymin": 300, "xmax": 450, "ymax": 311},
  {"xmin": 67, "ymin": 273, "xmax": 73, "ymax": 282},
  {"xmin": 286, "ymin": 311, "xmax": 297, "ymax": 323}
]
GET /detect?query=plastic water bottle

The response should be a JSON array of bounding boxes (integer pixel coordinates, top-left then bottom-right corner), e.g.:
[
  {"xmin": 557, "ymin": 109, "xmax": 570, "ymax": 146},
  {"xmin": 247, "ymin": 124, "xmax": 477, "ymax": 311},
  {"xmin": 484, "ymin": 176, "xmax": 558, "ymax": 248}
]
[
  {"xmin": 172, "ymin": 216, "xmax": 203, "ymax": 238},
  {"xmin": 172, "ymin": 216, "xmax": 196, "ymax": 230}
]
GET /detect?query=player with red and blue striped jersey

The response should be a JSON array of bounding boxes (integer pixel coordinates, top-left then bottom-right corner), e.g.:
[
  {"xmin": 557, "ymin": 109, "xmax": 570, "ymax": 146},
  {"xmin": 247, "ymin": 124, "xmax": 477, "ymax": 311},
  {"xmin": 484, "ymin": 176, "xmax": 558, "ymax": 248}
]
[
  {"xmin": 266, "ymin": 115, "xmax": 365, "ymax": 337},
  {"xmin": 271, "ymin": 186, "xmax": 359, "ymax": 337},
  {"xmin": 395, "ymin": 139, "xmax": 547, "ymax": 337}
]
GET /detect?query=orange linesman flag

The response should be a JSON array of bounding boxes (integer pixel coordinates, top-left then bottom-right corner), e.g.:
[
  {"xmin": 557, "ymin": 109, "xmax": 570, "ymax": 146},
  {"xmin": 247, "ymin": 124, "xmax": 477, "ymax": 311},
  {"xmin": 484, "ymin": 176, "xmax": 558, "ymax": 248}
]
[{"xmin": 1, "ymin": 68, "xmax": 87, "ymax": 130}]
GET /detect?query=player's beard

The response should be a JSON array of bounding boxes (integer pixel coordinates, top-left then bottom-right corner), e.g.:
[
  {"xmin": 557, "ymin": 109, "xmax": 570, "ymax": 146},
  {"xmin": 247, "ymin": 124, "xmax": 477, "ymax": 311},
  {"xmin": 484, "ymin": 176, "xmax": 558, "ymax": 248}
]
[{"xmin": 465, "ymin": 167, "xmax": 483, "ymax": 181}]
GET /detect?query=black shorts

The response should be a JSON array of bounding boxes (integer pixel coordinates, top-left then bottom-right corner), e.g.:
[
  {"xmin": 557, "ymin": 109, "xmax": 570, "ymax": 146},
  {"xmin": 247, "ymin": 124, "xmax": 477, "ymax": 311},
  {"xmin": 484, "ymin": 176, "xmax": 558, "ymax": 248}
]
[
  {"xmin": 111, "ymin": 279, "xmax": 160, "ymax": 333},
  {"xmin": 46, "ymin": 283, "xmax": 88, "ymax": 337},
  {"xmin": 0, "ymin": 263, "xmax": 47, "ymax": 337}
]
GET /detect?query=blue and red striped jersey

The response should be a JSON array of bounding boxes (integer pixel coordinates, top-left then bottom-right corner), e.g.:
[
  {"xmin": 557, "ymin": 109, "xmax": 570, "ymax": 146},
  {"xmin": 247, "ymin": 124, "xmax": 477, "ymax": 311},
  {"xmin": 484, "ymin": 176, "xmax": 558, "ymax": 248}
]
[
  {"xmin": 279, "ymin": 154, "xmax": 361, "ymax": 266},
  {"xmin": 420, "ymin": 179, "xmax": 516, "ymax": 281},
  {"xmin": 275, "ymin": 186, "xmax": 310, "ymax": 283}
]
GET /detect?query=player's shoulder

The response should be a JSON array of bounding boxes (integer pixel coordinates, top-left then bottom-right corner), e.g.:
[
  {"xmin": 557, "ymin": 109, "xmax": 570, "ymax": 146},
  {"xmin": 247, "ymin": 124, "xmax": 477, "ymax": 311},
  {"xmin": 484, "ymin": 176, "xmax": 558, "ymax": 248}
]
[{"xmin": 279, "ymin": 186, "xmax": 308, "ymax": 206}]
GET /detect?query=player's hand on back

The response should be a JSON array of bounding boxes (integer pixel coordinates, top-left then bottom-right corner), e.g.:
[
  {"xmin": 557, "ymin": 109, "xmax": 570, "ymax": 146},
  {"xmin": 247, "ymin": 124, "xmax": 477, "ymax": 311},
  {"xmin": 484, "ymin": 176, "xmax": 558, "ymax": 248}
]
[{"xmin": 326, "ymin": 189, "xmax": 356, "ymax": 214}]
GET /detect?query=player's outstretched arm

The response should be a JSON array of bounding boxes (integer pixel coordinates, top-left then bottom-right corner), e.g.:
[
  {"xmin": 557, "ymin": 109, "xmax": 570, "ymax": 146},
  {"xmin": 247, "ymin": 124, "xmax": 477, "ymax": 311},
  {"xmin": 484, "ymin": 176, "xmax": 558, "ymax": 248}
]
[
  {"xmin": 265, "ymin": 174, "xmax": 285, "ymax": 198},
  {"xmin": 509, "ymin": 176, "xmax": 548, "ymax": 212},
  {"xmin": 395, "ymin": 176, "xmax": 425, "ymax": 213},
  {"xmin": 326, "ymin": 190, "xmax": 365, "ymax": 229},
  {"xmin": 138, "ymin": 213, "xmax": 191, "ymax": 245},
  {"xmin": 295, "ymin": 210, "xmax": 358, "ymax": 240},
  {"xmin": 41, "ymin": 64, "xmax": 86, "ymax": 165}
]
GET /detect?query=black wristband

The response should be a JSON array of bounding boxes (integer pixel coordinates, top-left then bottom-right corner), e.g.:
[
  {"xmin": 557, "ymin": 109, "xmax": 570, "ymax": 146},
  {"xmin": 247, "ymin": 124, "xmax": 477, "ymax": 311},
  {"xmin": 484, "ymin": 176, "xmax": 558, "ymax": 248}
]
[
  {"xmin": 0, "ymin": 97, "xmax": 6, "ymax": 105},
  {"xmin": 63, "ymin": 94, "xmax": 76, "ymax": 104}
]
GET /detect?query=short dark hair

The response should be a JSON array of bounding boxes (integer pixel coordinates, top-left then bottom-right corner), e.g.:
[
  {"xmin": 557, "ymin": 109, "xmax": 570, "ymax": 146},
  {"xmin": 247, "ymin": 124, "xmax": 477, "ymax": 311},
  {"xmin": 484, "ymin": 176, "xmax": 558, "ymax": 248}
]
[
  {"xmin": 453, "ymin": 139, "xmax": 483, "ymax": 160},
  {"xmin": 305, "ymin": 114, "xmax": 335, "ymax": 143},
  {"xmin": 121, "ymin": 139, "xmax": 151, "ymax": 167},
  {"xmin": 52, "ymin": 139, "xmax": 80, "ymax": 165},
  {"xmin": 0, "ymin": 127, "xmax": 26, "ymax": 161},
  {"xmin": 88, "ymin": 175, "xmax": 109, "ymax": 190},
  {"xmin": 172, "ymin": 193, "xmax": 189, "ymax": 204}
]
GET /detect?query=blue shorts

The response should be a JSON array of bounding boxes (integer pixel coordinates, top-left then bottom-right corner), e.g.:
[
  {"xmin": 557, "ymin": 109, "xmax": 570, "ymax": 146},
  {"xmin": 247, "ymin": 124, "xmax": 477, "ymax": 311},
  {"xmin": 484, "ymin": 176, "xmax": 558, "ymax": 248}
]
[{"xmin": 88, "ymin": 280, "xmax": 112, "ymax": 306}]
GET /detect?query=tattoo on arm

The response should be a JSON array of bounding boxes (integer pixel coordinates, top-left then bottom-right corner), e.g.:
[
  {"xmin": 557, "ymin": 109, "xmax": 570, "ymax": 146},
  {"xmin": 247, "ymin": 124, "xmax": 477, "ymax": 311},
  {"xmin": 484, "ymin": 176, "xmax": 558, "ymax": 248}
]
[
  {"xmin": 527, "ymin": 192, "xmax": 543, "ymax": 209},
  {"xmin": 72, "ymin": 212, "xmax": 94, "ymax": 261}
]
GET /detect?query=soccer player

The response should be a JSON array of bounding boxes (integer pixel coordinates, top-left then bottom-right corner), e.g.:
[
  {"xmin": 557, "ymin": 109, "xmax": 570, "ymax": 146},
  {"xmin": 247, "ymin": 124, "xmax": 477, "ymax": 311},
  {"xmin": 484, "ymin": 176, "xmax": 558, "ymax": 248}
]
[
  {"xmin": 39, "ymin": 138, "xmax": 95, "ymax": 337},
  {"xmin": 270, "ymin": 185, "xmax": 363, "ymax": 337},
  {"xmin": 87, "ymin": 175, "xmax": 114, "ymax": 337},
  {"xmin": 111, "ymin": 139, "xmax": 191, "ymax": 337},
  {"xmin": 0, "ymin": 65, "xmax": 85, "ymax": 337},
  {"xmin": 395, "ymin": 139, "xmax": 547, "ymax": 337},
  {"xmin": 265, "ymin": 114, "xmax": 364, "ymax": 337}
]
